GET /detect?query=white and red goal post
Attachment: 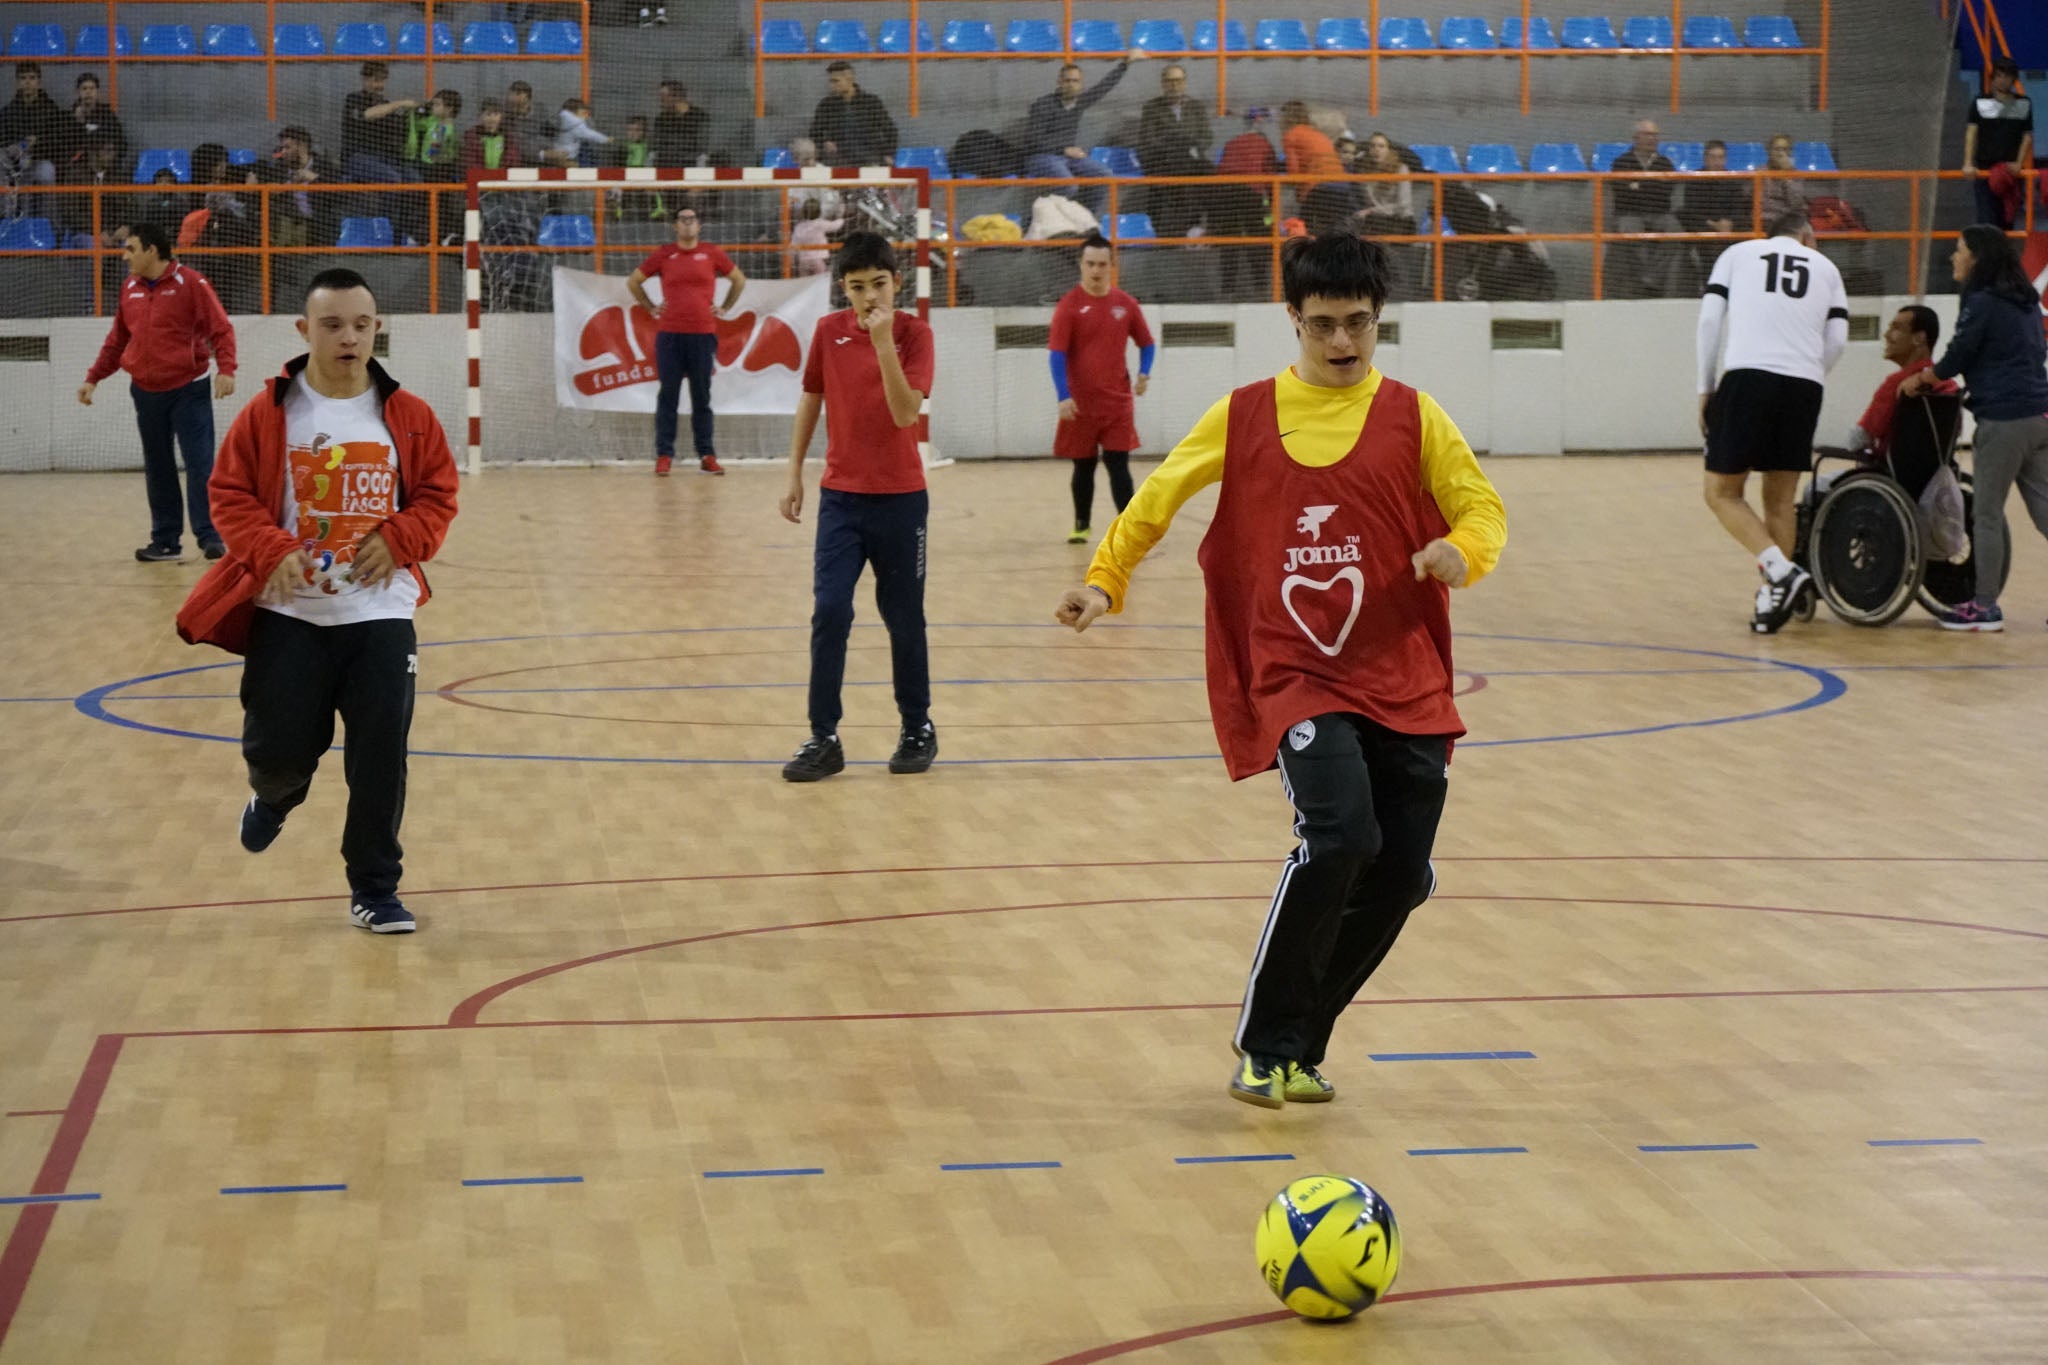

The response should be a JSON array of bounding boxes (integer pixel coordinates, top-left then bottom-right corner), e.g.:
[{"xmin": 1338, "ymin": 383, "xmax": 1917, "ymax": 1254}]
[{"xmin": 462, "ymin": 165, "xmax": 933, "ymax": 476}]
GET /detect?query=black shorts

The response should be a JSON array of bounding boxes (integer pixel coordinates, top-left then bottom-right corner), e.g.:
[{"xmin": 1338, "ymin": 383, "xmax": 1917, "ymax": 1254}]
[{"xmin": 1704, "ymin": 368, "xmax": 1825, "ymax": 475}]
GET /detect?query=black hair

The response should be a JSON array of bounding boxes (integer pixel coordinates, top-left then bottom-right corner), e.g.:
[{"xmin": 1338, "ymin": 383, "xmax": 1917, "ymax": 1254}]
[
  {"xmin": 279, "ymin": 124, "xmax": 313, "ymax": 145},
  {"xmin": 192, "ymin": 142, "xmax": 229, "ymax": 183},
  {"xmin": 76, "ymin": 71, "xmax": 99, "ymax": 90},
  {"xmin": 1959, "ymin": 222, "xmax": 2039, "ymax": 304},
  {"xmin": 509, "ymin": 80, "xmax": 534, "ymax": 96},
  {"xmin": 125, "ymin": 220, "xmax": 172, "ymax": 260},
  {"xmin": 659, "ymin": 80, "xmax": 684, "ymax": 96},
  {"xmin": 478, "ymin": 98, "xmax": 503, "ymax": 115},
  {"xmin": 1899, "ymin": 304, "xmax": 1940, "ymax": 350},
  {"xmin": 1079, "ymin": 233, "xmax": 1113, "ymax": 255},
  {"xmin": 360, "ymin": 60, "xmax": 388, "ymax": 79},
  {"xmin": 825, "ymin": 60, "xmax": 855, "ymax": 76},
  {"xmin": 1281, "ymin": 231, "xmax": 1391, "ymax": 312},
  {"xmin": 14, "ymin": 61, "xmax": 41, "ymax": 78},
  {"xmin": 434, "ymin": 89, "xmax": 461, "ymax": 117},
  {"xmin": 1991, "ymin": 57, "xmax": 2020, "ymax": 79},
  {"xmin": 1765, "ymin": 209, "xmax": 1809, "ymax": 239},
  {"xmin": 304, "ymin": 266, "xmax": 377, "ymax": 310},
  {"xmin": 834, "ymin": 229, "xmax": 897, "ymax": 278},
  {"xmin": 1704, "ymin": 138, "xmax": 1727, "ymax": 153}
]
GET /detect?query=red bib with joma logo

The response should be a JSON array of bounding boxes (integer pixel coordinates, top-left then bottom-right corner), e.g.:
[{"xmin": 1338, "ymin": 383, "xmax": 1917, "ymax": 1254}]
[{"xmin": 1195, "ymin": 375, "xmax": 1463, "ymax": 780}]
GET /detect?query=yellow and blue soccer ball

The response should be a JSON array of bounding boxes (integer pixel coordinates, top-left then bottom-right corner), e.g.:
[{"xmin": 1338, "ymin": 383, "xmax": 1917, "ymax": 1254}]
[{"xmin": 1255, "ymin": 1175, "xmax": 1401, "ymax": 1319}]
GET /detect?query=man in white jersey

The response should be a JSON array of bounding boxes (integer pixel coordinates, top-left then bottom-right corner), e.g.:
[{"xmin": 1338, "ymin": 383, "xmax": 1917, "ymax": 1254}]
[{"xmin": 1696, "ymin": 209, "xmax": 1848, "ymax": 633}]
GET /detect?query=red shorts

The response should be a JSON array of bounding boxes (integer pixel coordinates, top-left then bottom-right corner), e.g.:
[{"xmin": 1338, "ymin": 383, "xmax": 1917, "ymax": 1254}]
[{"xmin": 1054, "ymin": 402, "xmax": 1140, "ymax": 459}]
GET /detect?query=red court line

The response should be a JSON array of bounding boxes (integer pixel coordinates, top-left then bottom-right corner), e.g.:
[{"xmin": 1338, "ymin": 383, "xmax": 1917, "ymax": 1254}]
[{"xmin": 1040, "ymin": 1268, "xmax": 2048, "ymax": 1363}]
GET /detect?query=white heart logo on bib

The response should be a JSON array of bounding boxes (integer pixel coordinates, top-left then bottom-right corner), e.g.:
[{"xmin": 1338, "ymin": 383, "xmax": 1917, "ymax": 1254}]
[{"xmin": 1281, "ymin": 566, "xmax": 1364, "ymax": 657}]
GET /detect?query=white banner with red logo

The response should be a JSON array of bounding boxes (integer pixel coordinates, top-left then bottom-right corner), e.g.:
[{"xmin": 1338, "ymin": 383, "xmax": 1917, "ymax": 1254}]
[{"xmin": 551, "ymin": 267, "xmax": 831, "ymax": 414}]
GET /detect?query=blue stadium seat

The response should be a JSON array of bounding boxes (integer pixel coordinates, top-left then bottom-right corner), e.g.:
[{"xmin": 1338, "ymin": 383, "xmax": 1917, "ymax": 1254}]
[
  {"xmin": 1744, "ymin": 15, "xmax": 1800, "ymax": 47},
  {"xmin": 1722, "ymin": 141, "xmax": 1766, "ymax": 171},
  {"xmin": 396, "ymin": 22, "xmax": 453, "ymax": 54},
  {"xmin": 337, "ymin": 217, "xmax": 395, "ymax": 249},
  {"xmin": 1091, "ymin": 146, "xmax": 1142, "ymax": 177},
  {"xmin": 1500, "ymin": 16, "xmax": 1558, "ymax": 47},
  {"xmin": 1793, "ymin": 141, "xmax": 1837, "ymax": 172},
  {"xmin": 1531, "ymin": 142, "xmax": 1588, "ymax": 174},
  {"xmin": 1561, "ymin": 17, "xmax": 1620, "ymax": 48},
  {"xmin": 526, "ymin": 21, "xmax": 582, "ymax": 54},
  {"xmin": 1254, "ymin": 19, "xmax": 1312, "ymax": 51},
  {"xmin": 0, "ymin": 217, "xmax": 57, "ymax": 251},
  {"xmin": 762, "ymin": 147, "xmax": 796, "ymax": 168},
  {"xmin": 942, "ymin": 20, "xmax": 997, "ymax": 53},
  {"xmin": 333, "ymin": 23, "xmax": 390, "ymax": 55},
  {"xmin": 1593, "ymin": 140, "xmax": 1632, "ymax": 169},
  {"xmin": 203, "ymin": 24, "xmax": 261, "ymax": 56},
  {"xmin": 1112, "ymin": 213, "xmax": 1156, "ymax": 240},
  {"xmin": 134, "ymin": 149, "xmax": 191, "ymax": 183},
  {"xmin": 1623, "ymin": 16, "xmax": 1674, "ymax": 49},
  {"xmin": 1682, "ymin": 15, "xmax": 1740, "ymax": 48},
  {"xmin": 895, "ymin": 146, "xmax": 951, "ymax": 178},
  {"xmin": 1071, "ymin": 20, "xmax": 1124, "ymax": 53},
  {"xmin": 758, "ymin": 19, "xmax": 807, "ymax": 53},
  {"xmin": 273, "ymin": 24, "xmax": 323, "ymax": 56},
  {"xmin": 1191, "ymin": 19, "xmax": 1251, "ymax": 51},
  {"xmin": 814, "ymin": 19, "xmax": 871, "ymax": 53},
  {"xmin": 1659, "ymin": 141, "xmax": 1704, "ymax": 171},
  {"xmin": 1005, "ymin": 20, "xmax": 1059, "ymax": 53},
  {"xmin": 7, "ymin": 24, "xmax": 66, "ymax": 57},
  {"xmin": 1378, "ymin": 17, "xmax": 1434, "ymax": 50},
  {"xmin": 227, "ymin": 147, "xmax": 257, "ymax": 166},
  {"xmin": 75, "ymin": 24, "xmax": 132, "ymax": 56},
  {"xmin": 462, "ymin": 22, "xmax": 518, "ymax": 54},
  {"xmin": 1466, "ymin": 143, "xmax": 1523, "ymax": 175},
  {"xmin": 140, "ymin": 25, "xmax": 196, "ymax": 56},
  {"xmin": 538, "ymin": 214, "xmax": 595, "ymax": 247},
  {"xmin": 1315, "ymin": 18, "xmax": 1372, "ymax": 50},
  {"xmin": 1131, "ymin": 19, "xmax": 1189, "ymax": 52},
  {"xmin": 877, "ymin": 19, "xmax": 934, "ymax": 53},
  {"xmin": 1439, "ymin": 16, "xmax": 1496, "ymax": 49},
  {"xmin": 1410, "ymin": 144, "xmax": 1461, "ymax": 174}
]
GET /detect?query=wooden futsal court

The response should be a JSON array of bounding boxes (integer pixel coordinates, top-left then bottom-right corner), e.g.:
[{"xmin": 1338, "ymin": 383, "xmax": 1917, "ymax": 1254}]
[{"xmin": 2, "ymin": 458, "xmax": 2045, "ymax": 1363}]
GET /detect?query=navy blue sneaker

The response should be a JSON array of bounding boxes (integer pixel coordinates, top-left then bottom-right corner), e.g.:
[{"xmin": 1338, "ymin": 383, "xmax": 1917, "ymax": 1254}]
[
  {"xmin": 134, "ymin": 543, "xmax": 180, "ymax": 563},
  {"xmin": 239, "ymin": 797, "xmax": 285, "ymax": 853},
  {"xmin": 349, "ymin": 898, "xmax": 416, "ymax": 934}
]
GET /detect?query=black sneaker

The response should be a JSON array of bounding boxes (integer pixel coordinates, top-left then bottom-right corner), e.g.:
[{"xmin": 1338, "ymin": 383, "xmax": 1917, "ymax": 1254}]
[
  {"xmin": 888, "ymin": 721, "xmax": 937, "ymax": 775},
  {"xmin": 653, "ymin": 5, "xmax": 668, "ymax": 23},
  {"xmin": 134, "ymin": 543, "xmax": 180, "ymax": 563},
  {"xmin": 349, "ymin": 897, "xmax": 416, "ymax": 934},
  {"xmin": 239, "ymin": 797, "xmax": 285, "ymax": 853},
  {"xmin": 782, "ymin": 734, "xmax": 845, "ymax": 783},
  {"xmin": 1751, "ymin": 566, "xmax": 1812, "ymax": 635},
  {"xmin": 201, "ymin": 540, "xmax": 226, "ymax": 561}
]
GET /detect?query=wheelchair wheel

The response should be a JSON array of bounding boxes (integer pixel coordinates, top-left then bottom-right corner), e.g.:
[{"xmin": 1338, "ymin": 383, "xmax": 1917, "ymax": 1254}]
[
  {"xmin": 1810, "ymin": 472, "xmax": 1923, "ymax": 626},
  {"xmin": 1918, "ymin": 472, "xmax": 2011, "ymax": 614}
]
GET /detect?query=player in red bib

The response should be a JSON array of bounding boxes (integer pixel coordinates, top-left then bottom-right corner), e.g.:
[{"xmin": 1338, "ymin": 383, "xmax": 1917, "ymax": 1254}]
[
  {"xmin": 778, "ymin": 231, "xmax": 938, "ymax": 782},
  {"xmin": 1056, "ymin": 234, "xmax": 1507, "ymax": 1108},
  {"xmin": 1050, "ymin": 234, "xmax": 1155, "ymax": 543},
  {"xmin": 627, "ymin": 206, "xmax": 747, "ymax": 476}
]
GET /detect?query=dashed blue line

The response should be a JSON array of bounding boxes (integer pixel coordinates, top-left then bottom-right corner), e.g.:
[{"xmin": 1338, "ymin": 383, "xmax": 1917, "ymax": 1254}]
[
  {"xmin": 0, "ymin": 1192, "xmax": 101, "ymax": 1205},
  {"xmin": 461, "ymin": 1175, "xmax": 585, "ymax": 1187},
  {"xmin": 940, "ymin": 1161, "xmax": 1063, "ymax": 1172},
  {"xmin": 1371, "ymin": 1050, "xmax": 1537, "ymax": 1062},
  {"xmin": 702, "ymin": 1167, "xmax": 824, "ymax": 1180},
  {"xmin": 1868, "ymin": 1138, "xmax": 1983, "ymax": 1148},
  {"xmin": 219, "ymin": 1183, "xmax": 347, "ymax": 1195},
  {"xmin": 1174, "ymin": 1154, "xmax": 1295, "ymax": 1166},
  {"xmin": 1407, "ymin": 1146, "xmax": 1528, "ymax": 1157},
  {"xmin": 1638, "ymin": 1143, "xmax": 1758, "ymax": 1153}
]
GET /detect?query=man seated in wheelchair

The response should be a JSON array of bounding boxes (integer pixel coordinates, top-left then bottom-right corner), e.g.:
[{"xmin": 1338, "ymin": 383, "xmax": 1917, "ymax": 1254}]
[{"xmin": 1816, "ymin": 305, "xmax": 1958, "ymax": 492}]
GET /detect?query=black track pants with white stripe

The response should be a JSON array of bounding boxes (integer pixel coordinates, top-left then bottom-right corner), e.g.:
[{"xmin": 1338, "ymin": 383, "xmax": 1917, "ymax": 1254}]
[{"xmin": 1234, "ymin": 712, "xmax": 1449, "ymax": 1067}]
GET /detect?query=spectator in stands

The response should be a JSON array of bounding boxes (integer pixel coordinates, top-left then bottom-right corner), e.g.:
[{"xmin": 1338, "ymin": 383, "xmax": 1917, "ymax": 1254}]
[
  {"xmin": 791, "ymin": 198, "xmax": 844, "ymax": 275},
  {"xmin": 341, "ymin": 62, "xmax": 420, "ymax": 185},
  {"xmin": 1608, "ymin": 119, "xmax": 1682, "ymax": 298},
  {"xmin": 547, "ymin": 98, "xmax": 610, "ymax": 168},
  {"xmin": 63, "ymin": 73, "xmax": 126, "ymax": 176},
  {"xmin": 58, "ymin": 132, "xmax": 128, "ymax": 243},
  {"xmin": 1137, "ymin": 62, "xmax": 1212, "ymax": 237},
  {"xmin": 651, "ymin": 81, "xmax": 708, "ymax": 170},
  {"xmin": 181, "ymin": 142, "xmax": 258, "ymax": 313},
  {"xmin": 1278, "ymin": 100, "xmax": 1341, "ymax": 179},
  {"xmin": 1023, "ymin": 53, "xmax": 1145, "ymax": 213},
  {"xmin": 1965, "ymin": 60, "xmax": 2033, "ymax": 230},
  {"xmin": 1357, "ymin": 132, "xmax": 1415, "ymax": 237},
  {"xmin": 1760, "ymin": 133, "xmax": 1807, "ymax": 228},
  {"xmin": 502, "ymin": 81, "xmax": 538, "ymax": 152},
  {"xmin": 261, "ymin": 124, "xmax": 334, "ymax": 248},
  {"xmin": 408, "ymin": 89, "xmax": 462, "ymax": 179},
  {"xmin": 808, "ymin": 62, "xmax": 897, "ymax": 169},
  {"xmin": 0, "ymin": 62, "xmax": 66, "ymax": 186},
  {"xmin": 137, "ymin": 165, "xmax": 191, "ymax": 241},
  {"xmin": 462, "ymin": 98, "xmax": 523, "ymax": 174},
  {"xmin": 1682, "ymin": 140, "xmax": 1747, "ymax": 235},
  {"xmin": 1219, "ymin": 107, "xmax": 1279, "ymax": 179},
  {"xmin": 1214, "ymin": 108, "xmax": 1279, "ymax": 300},
  {"xmin": 785, "ymin": 137, "xmax": 843, "ymax": 221}
]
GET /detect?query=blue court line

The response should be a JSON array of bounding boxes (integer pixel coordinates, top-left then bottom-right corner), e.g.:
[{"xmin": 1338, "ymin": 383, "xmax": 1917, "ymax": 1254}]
[
  {"xmin": 1637, "ymin": 1143, "xmax": 1758, "ymax": 1153},
  {"xmin": 96, "ymin": 676, "xmax": 1214, "ymax": 703},
  {"xmin": 1173, "ymin": 1154, "xmax": 1295, "ymax": 1166},
  {"xmin": 461, "ymin": 1175, "xmax": 585, "ymax": 1187},
  {"xmin": 1407, "ymin": 1146, "xmax": 1528, "ymax": 1157},
  {"xmin": 939, "ymin": 1161, "xmax": 1063, "ymax": 1172},
  {"xmin": 1868, "ymin": 1138, "xmax": 1983, "ymax": 1148},
  {"xmin": 219, "ymin": 1183, "xmax": 348, "ymax": 1195},
  {"xmin": 1370, "ymin": 1050, "xmax": 1536, "ymax": 1062},
  {"xmin": 702, "ymin": 1167, "xmax": 824, "ymax": 1179},
  {"xmin": 0, "ymin": 1192, "xmax": 101, "ymax": 1205}
]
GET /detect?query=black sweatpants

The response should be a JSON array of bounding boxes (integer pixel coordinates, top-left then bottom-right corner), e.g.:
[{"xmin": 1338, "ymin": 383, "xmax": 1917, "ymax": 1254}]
[
  {"xmin": 808, "ymin": 487, "xmax": 930, "ymax": 737},
  {"xmin": 1070, "ymin": 451, "xmax": 1133, "ymax": 530},
  {"xmin": 241, "ymin": 609, "xmax": 418, "ymax": 901},
  {"xmin": 1235, "ymin": 712, "xmax": 1450, "ymax": 1066},
  {"xmin": 654, "ymin": 331, "xmax": 717, "ymax": 458}
]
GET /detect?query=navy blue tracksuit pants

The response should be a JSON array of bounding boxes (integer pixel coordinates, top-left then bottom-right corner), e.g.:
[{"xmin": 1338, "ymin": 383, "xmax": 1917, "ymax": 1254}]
[
  {"xmin": 808, "ymin": 487, "xmax": 930, "ymax": 737},
  {"xmin": 134, "ymin": 376, "xmax": 218, "ymax": 550},
  {"xmin": 654, "ymin": 331, "xmax": 717, "ymax": 458}
]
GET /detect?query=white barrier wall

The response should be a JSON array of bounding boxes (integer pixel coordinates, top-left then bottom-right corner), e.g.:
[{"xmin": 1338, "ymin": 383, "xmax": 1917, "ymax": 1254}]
[{"xmin": 2, "ymin": 297, "xmax": 1960, "ymax": 472}]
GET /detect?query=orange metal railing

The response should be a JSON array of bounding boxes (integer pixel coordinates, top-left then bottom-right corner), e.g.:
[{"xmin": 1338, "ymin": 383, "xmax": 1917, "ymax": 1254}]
[{"xmin": 753, "ymin": 0, "xmax": 1830, "ymax": 120}]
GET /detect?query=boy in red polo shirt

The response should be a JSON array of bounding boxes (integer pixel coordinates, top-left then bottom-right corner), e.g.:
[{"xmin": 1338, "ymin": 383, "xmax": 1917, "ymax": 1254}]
[
  {"xmin": 1050, "ymin": 233, "xmax": 1155, "ymax": 543},
  {"xmin": 778, "ymin": 232, "xmax": 936, "ymax": 782},
  {"xmin": 1056, "ymin": 234, "xmax": 1506, "ymax": 1108}
]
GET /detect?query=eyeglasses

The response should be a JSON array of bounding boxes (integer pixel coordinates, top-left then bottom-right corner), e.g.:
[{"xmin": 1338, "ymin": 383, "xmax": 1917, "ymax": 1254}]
[{"xmin": 1298, "ymin": 312, "xmax": 1380, "ymax": 339}]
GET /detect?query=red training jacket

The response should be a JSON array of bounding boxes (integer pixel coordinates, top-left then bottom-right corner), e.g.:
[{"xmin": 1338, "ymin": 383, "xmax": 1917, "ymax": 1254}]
[
  {"xmin": 84, "ymin": 261, "xmax": 238, "ymax": 392},
  {"xmin": 176, "ymin": 356, "xmax": 459, "ymax": 655}
]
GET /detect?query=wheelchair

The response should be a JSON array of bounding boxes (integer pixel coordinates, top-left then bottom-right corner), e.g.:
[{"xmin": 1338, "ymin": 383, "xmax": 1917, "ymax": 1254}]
[{"xmin": 1792, "ymin": 392, "xmax": 2006, "ymax": 626}]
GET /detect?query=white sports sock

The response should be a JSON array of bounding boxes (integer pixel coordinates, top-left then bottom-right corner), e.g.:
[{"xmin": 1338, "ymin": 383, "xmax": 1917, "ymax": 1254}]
[{"xmin": 1757, "ymin": 546, "xmax": 1794, "ymax": 582}]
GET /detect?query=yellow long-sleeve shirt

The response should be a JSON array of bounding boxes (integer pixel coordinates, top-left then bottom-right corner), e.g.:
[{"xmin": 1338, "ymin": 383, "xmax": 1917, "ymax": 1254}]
[{"xmin": 1086, "ymin": 366, "xmax": 1507, "ymax": 611}]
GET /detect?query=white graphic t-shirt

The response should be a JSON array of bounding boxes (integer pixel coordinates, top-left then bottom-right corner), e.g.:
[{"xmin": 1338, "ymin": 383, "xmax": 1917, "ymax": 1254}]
[{"xmin": 262, "ymin": 376, "xmax": 421, "ymax": 626}]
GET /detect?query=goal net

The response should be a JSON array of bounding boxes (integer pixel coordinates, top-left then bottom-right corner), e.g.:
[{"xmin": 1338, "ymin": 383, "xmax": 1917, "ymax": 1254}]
[{"xmin": 464, "ymin": 165, "xmax": 931, "ymax": 475}]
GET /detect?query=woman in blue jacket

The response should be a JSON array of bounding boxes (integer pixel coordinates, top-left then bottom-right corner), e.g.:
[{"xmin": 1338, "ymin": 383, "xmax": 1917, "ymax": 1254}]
[{"xmin": 1903, "ymin": 224, "xmax": 2048, "ymax": 630}]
